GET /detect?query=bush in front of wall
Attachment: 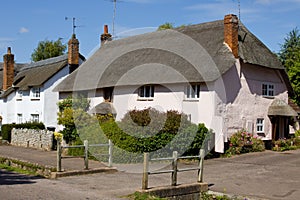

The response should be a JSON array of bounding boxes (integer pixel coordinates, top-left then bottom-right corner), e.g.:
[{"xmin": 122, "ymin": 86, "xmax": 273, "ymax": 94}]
[
  {"xmin": 225, "ymin": 130, "xmax": 265, "ymax": 157},
  {"xmin": 99, "ymin": 108, "xmax": 214, "ymax": 162},
  {"xmin": 1, "ymin": 122, "xmax": 45, "ymax": 143}
]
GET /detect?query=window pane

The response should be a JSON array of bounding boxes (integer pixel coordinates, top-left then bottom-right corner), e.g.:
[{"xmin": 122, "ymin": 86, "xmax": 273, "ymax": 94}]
[
  {"xmin": 145, "ymin": 86, "xmax": 150, "ymax": 97},
  {"xmin": 140, "ymin": 87, "xmax": 144, "ymax": 97},
  {"xmin": 150, "ymin": 86, "xmax": 154, "ymax": 97}
]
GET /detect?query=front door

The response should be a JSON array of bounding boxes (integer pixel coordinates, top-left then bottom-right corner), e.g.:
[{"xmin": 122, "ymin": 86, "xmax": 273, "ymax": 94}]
[{"xmin": 271, "ymin": 116, "xmax": 290, "ymax": 140}]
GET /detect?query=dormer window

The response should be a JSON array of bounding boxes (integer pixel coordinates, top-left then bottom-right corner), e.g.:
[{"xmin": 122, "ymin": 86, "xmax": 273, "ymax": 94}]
[
  {"xmin": 262, "ymin": 83, "xmax": 274, "ymax": 97},
  {"xmin": 138, "ymin": 85, "xmax": 154, "ymax": 101},
  {"xmin": 31, "ymin": 87, "xmax": 40, "ymax": 99},
  {"xmin": 186, "ymin": 84, "xmax": 200, "ymax": 100}
]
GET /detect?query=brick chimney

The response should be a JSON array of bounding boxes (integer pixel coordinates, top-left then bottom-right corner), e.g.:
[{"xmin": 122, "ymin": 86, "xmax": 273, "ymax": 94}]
[
  {"xmin": 224, "ymin": 14, "xmax": 239, "ymax": 58},
  {"xmin": 100, "ymin": 25, "xmax": 112, "ymax": 46},
  {"xmin": 68, "ymin": 34, "xmax": 79, "ymax": 73},
  {"xmin": 3, "ymin": 47, "xmax": 14, "ymax": 91}
]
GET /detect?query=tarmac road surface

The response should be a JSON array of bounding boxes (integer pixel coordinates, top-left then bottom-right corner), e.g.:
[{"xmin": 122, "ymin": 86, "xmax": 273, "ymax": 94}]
[{"xmin": 0, "ymin": 148, "xmax": 300, "ymax": 200}]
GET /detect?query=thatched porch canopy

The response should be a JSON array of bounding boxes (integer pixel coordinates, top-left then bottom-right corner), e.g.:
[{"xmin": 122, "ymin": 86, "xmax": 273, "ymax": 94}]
[{"xmin": 268, "ymin": 99, "xmax": 298, "ymax": 117}]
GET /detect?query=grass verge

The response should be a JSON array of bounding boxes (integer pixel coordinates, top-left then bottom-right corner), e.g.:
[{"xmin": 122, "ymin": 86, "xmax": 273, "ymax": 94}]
[{"xmin": 0, "ymin": 163, "xmax": 40, "ymax": 176}]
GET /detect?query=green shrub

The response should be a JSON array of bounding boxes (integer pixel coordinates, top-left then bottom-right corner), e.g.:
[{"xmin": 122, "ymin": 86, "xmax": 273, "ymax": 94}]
[
  {"xmin": 272, "ymin": 137, "xmax": 300, "ymax": 151},
  {"xmin": 295, "ymin": 129, "xmax": 300, "ymax": 138},
  {"xmin": 99, "ymin": 108, "xmax": 213, "ymax": 163},
  {"xmin": 1, "ymin": 124, "xmax": 14, "ymax": 142},
  {"xmin": 67, "ymin": 137, "xmax": 84, "ymax": 156},
  {"xmin": 225, "ymin": 130, "xmax": 265, "ymax": 157},
  {"xmin": 1, "ymin": 122, "xmax": 45, "ymax": 143}
]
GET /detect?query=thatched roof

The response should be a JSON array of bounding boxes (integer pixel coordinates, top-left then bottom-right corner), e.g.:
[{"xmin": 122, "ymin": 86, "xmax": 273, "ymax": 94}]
[
  {"xmin": 55, "ymin": 19, "xmax": 285, "ymax": 92},
  {"xmin": 1, "ymin": 55, "xmax": 69, "ymax": 98},
  {"xmin": 268, "ymin": 99, "xmax": 298, "ymax": 117}
]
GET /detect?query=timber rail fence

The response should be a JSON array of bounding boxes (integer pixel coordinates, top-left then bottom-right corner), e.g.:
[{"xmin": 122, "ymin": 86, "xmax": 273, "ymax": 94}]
[
  {"xmin": 142, "ymin": 149, "xmax": 205, "ymax": 190},
  {"xmin": 57, "ymin": 139, "xmax": 113, "ymax": 172}
]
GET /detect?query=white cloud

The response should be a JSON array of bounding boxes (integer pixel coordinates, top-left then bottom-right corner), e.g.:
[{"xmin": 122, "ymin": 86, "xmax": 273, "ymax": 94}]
[{"xmin": 19, "ymin": 27, "xmax": 29, "ymax": 34}]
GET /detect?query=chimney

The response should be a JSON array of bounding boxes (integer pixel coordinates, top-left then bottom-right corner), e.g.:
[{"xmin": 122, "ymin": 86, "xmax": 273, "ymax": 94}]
[
  {"xmin": 224, "ymin": 14, "xmax": 239, "ymax": 58},
  {"xmin": 100, "ymin": 25, "xmax": 112, "ymax": 46},
  {"xmin": 3, "ymin": 47, "xmax": 14, "ymax": 90},
  {"xmin": 68, "ymin": 34, "xmax": 79, "ymax": 73}
]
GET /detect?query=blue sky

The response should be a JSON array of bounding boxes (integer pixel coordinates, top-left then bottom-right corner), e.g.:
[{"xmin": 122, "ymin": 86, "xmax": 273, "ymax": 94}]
[{"xmin": 1, "ymin": 0, "xmax": 300, "ymax": 63}]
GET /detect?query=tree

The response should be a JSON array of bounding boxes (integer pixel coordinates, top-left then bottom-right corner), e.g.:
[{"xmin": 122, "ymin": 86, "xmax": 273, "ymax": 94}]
[
  {"xmin": 31, "ymin": 38, "xmax": 66, "ymax": 62},
  {"xmin": 57, "ymin": 96, "xmax": 90, "ymax": 144},
  {"xmin": 157, "ymin": 22, "xmax": 174, "ymax": 31},
  {"xmin": 278, "ymin": 28, "xmax": 300, "ymax": 106}
]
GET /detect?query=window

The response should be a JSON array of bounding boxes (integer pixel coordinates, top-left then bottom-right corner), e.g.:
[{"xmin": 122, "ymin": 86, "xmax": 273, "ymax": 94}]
[
  {"xmin": 31, "ymin": 87, "xmax": 40, "ymax": 98},
  {"xmin": 16, "ymin": 90, "xmax": 23, "ymax": 100},
  {"xmin": 256, "ymin": 118, "xmax": 264, "ymax": 133},
  {"xmin": 138, "ymin": 85, "xmax": 154, "ymax": 100},
  {"xmin": 262, "ymin": 83, "xmax": 274, "ymax": 97},
  {"xmin": 31, "ymin": 114, "xmax": 39, "ymax": 122},
  {"xmin": 17, "ymin": 114, "xmax": 23, "ymax": 124},
  {"xmin": 186, "ymin": 84, "xmax": 200, "ymax": 99}
]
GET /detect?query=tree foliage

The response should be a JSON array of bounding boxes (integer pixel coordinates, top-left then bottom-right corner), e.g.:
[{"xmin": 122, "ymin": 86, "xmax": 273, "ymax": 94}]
[
  {"xmin": 278, "ymin": 28, "xmax": 300, "ymax": 106},
  {"xmin": 57, "ymin": 96, "xmax": 90, "ymax": 144},
  {"xmin": 31, "ymin": 39, "xmax": 66, "ymax": 62},
  {"xmin": 157, "ymin": 22, "xmax": 174, "ymax": 31}
]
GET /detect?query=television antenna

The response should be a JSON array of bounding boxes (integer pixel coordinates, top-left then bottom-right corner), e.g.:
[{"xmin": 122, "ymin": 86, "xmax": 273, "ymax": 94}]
[
  {"xmin": 65, "ymin": 17, "xmax": 84, "ymax": 35},
  {"xmin": 106, "ymin": 0, "xmax": 123, "ymax": 38},
  {"xmin": 233, "ymin": 0, "xmax": 241, "ymax": 21}
]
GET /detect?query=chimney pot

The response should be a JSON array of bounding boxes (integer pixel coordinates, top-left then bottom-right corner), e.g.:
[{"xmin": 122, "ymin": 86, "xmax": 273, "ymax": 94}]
[
  {"xmin": 7, "ymin": 47, "xmax": 11, "ymax": 54},
  {"xmin": 104, "ymin": 25, "xmax": 108, "ymax": 34}
]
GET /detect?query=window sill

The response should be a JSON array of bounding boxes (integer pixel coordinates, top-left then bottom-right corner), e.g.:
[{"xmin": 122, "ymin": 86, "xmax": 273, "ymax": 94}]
[
  {"xmin": 31, "ymin": 98, "xmax": 40, "ymax": 101},
  {"xmin": 262, "ymin": 95, "xmax": 275, "ymax": 99},
  {"xmin": 137, "ymin": 98, "xmax": 154, "ymax": 101},
  {"xmin": 183, "ymin": 99, "xmax": 199, "ymax": 102}
]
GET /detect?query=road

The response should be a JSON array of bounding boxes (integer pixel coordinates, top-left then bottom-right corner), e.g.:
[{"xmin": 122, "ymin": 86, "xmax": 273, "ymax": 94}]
[{"xmin": 1, "ymin": 150, "xmax": 300, "ymax": 200}]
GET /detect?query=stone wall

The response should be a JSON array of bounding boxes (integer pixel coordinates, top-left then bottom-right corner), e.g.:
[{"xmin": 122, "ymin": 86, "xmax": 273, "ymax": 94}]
[{"xmin": 11, "ymin": 128, "xmax": 54, "ymax": 151}]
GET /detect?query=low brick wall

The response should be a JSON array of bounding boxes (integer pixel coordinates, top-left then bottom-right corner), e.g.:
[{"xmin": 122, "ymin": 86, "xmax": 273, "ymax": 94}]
[{"xmin": 11, "ymin": 128, "xmax": 54, "ymax": 151}]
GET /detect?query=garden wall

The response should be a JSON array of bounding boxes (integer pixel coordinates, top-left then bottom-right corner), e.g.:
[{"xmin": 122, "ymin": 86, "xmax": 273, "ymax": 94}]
[{"xmin": 11, "ymin": 128, "xmax": 54, "ymax": 151}]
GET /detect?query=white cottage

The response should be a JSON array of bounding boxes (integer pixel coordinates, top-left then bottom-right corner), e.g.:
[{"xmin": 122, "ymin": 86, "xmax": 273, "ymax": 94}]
[
  {"xmin": 0, "ymin": 34, "xmax": 85, "ymax": 129},
  {"xmin": 55, "ymin": 15, "xmax": 298, "ymax": 152}
]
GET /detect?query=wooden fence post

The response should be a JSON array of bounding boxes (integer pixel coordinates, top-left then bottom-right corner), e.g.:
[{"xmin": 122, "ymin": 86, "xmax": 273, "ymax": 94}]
[
  {"xmin": 198, "ymin": 148, "xmax": 205, "ymax": 183},
  {"xmin": 142, "ymin": 152, "xmax": 149, "ymax": 190},
  {"xmin": 84, "ymin": 140, "xmax": 89, "ymax": 170},
  {"xmin": 171, "ymin": 151, "xmax": 178, "ymax": 186},
  {"xmin": 57, "ymin": 140, "xmax": 62, "ymax": 172},
  {"xmin": 108, "ymin": 139, "xmax": 113, "ymax": 167}
]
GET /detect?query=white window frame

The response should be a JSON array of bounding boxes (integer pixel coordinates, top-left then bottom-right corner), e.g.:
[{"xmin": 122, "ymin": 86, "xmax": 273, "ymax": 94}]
[
  {"xmin": 31, "ymin": 87, "xmax": 41, "ymax": 99},
  {"xmin": 262, "ymin": 83, "xmax": 274, "ymax": 97},
  {"xmin": 17, "ymin": 114, "xmax": 23, "ymax": 124},
  {"xmin": 138, "ymin": 85, "xmax": 154, "ymax": 100},
  {"xmin": 31, "ymin": 114, "xmax": 39, "ymax": 122},
  {"xmin": 186, "ymin": 84, "xmax": 200, "ymax": 100},
  {"xmin": 256, "ymin": 118, "xmax": 264, "ymax": 133}
]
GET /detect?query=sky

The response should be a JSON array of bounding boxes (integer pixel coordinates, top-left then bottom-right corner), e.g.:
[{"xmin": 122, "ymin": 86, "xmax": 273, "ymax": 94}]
[{"xmin": 1, "ymin": 0, "xmax": 300, "ymax": 63}]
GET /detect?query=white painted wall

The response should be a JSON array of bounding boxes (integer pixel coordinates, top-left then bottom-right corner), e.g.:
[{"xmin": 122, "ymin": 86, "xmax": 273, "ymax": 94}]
[
  {"xmin": 222, "ymin": 61, "xmax": 288, "ymax": 140},
  {"xmin": 0, "ymin": 64, "xmax": 71, "ymax": 131},
  {"xmin": 43, "ymin": 66, "xmax": 69, "ymax": 129}
]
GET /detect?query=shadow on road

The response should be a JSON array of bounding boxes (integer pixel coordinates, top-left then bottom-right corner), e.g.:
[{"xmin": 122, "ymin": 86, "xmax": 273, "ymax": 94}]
[{"xmin": 0, "ymin": 169, "xmax": 43, "ymax": 185}]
